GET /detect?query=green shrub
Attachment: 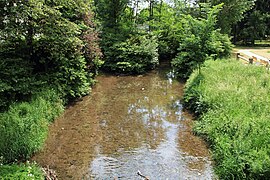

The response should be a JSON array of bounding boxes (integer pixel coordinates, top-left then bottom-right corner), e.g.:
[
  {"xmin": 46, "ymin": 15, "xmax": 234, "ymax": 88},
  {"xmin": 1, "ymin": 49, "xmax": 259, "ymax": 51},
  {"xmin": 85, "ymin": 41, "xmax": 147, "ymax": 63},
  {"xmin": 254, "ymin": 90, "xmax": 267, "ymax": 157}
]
[
  {"xmin": 102, "ymin": 33, "xmax": 159, "ymax": 74},
  {"xmin": 0, "ymin": 89, "xmax": 63, "ymax": 163},
  {"xmin": 0, "ymin": 0, "xmax": 100, "ymax": 108},
  {"xmin": 0, "ymin": 162, "xmax": 43, "ymax": 180},
  {"xmin": 184, "ymin": 59, "xmax": 270, "ymax": 179},
  {"xmin": 0, "ymin": 57, "xmax": 41, "ymax": 111},
  {"xmin": 172, "ymin": 4, "xmax": 232, "ymax": 79}
]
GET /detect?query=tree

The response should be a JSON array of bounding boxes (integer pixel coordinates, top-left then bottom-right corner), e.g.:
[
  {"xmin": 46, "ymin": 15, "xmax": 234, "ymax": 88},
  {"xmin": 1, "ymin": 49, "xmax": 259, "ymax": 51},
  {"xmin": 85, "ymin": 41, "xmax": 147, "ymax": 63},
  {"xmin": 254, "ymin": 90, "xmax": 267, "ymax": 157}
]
[
  {"xmin": 234, "ymin": 0, "xmax": 270, "ymax": 44},
  {"xmin": 0, "ymin": 0, "xmax": 101, "ymax": 109},
  {"xmin": 195, "ymin": 0, "xmax": 256, "ymax": 34},
  {"xmin": 94, "ymin": 0, "xmax": 159, "ymax": 74},
  {"xmin": 94, "ymin": 0, "xmax": 129, "ymax": 30},
  {"xmin": 172, "ymin": 4, "xmax": 232, "ymax": 78}
]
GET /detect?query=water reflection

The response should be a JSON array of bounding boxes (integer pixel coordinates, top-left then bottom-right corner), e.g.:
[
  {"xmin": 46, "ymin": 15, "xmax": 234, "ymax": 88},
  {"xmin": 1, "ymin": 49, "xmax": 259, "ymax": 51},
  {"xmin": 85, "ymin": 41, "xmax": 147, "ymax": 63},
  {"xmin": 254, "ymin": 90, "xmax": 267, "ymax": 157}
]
[{"xmin": 32, "ymin": 63, "xmax": 214, "ymax": 179}]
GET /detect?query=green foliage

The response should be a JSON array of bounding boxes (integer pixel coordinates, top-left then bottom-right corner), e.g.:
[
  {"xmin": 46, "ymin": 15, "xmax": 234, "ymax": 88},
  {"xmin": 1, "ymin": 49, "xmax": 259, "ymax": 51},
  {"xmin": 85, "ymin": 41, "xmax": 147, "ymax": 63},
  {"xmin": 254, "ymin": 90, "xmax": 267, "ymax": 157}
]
[
  {"xmin": 235, "ymin": 0, "xmax": 270, "ymax": 45},
  {"xmin": 0, "ymin": 162, "xmax": 43, "ymax": 180},
  {"xmin": 184, "ymin": 59, "xmax": 270, "ymax": 179},
  {"xmin": 0, "ymin": 89, "xmax": 63, "ymax": 163},
  {"xmin": 0, "ymin": 0, "xmax": 101, "ymax": 109},
  {"xmin": 172, "ymin": 4, "xmax": 232, "ymax": 79},
  {"xmin": 94, "ymin": 0, "xmax": 129, "ymax": 29},
  {"xmin": 152, "ymin": 3, "xmax": 183, "ymax": 58},
  {"xmin": 31, "ymin": 0, "xmax": 99, "ymax": 99},
  {"xmin": 196, "ymin": 0, "xmax": 256, "ymax": 34},
  {"xmin": 0, "ymin": 0, "xmax": 101, "ymax": 169},
  {"xmin": 137, "ymin": 2, "xmax": 185, "ymax": 59},
  {"xmin": 94, "ymin": 0, "xmax": 158, "ymax": 75},
  {"xmin": 0, "ymin": 58, "xmax": 40, "ymax": 110},
  {"xmin": 103, "ymin": 33, "xmax": 159, "ymax": 74}
]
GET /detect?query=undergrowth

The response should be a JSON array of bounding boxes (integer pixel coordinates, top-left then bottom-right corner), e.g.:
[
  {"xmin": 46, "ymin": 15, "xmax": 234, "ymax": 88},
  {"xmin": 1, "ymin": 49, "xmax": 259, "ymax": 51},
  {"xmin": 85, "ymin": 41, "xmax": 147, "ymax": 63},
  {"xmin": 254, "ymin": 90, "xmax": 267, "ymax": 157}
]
[
  {"xmin": 0, "ymin": 89, "xmax": 64, "ymax": 163},
  {"xmin": 0, "ymin": 162, "xmax": 43, "ymax": 179},
  {"xmin": 184, "ymin": 59, "xmax": 270, "ymax": 179}
]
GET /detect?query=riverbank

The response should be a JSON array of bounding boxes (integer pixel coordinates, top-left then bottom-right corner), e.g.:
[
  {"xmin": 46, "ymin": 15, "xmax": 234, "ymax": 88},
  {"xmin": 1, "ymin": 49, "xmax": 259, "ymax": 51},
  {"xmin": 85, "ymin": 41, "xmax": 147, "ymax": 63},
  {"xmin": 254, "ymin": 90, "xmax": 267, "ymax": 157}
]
[
  {"xmin": 0, "ymin": 89, "xmax": 64, "ymax": 179},
  {"xmin": 184, "ymin": 59, "xmax": 270, "ymax": 179}
]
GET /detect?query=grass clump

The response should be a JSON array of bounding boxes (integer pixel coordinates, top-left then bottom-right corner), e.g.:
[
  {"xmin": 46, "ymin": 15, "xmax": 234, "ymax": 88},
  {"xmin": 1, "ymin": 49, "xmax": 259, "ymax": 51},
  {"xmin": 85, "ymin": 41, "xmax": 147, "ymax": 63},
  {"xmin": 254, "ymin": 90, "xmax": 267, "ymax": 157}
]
[
  {"xmin": 0, "ymin": 162, "xmax": 43, "ymax": 179},
  {"xmin": 0, "ymin": 89, "xmax": 63, "ymax": 163},
  {"xmin": 184, "ymin": 59, "xmax": 270, "ymax": 179}
]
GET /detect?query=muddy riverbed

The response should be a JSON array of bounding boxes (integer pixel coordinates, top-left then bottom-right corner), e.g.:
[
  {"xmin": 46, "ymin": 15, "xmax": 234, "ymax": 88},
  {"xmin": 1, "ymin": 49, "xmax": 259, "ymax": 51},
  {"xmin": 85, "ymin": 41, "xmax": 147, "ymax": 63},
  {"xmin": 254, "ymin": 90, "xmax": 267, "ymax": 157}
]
[{"xmin": 32, "ymin": 63, "xmax": 214, "ymax": 179}]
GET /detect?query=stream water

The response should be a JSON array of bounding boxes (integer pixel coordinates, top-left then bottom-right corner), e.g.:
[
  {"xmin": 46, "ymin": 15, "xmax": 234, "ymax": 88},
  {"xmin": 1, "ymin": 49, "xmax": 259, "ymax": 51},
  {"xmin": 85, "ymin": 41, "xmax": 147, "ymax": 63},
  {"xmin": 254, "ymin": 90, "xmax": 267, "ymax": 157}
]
[{"xmin": 32, "ymin": 62, "xmax": 214, "ymax": 179}]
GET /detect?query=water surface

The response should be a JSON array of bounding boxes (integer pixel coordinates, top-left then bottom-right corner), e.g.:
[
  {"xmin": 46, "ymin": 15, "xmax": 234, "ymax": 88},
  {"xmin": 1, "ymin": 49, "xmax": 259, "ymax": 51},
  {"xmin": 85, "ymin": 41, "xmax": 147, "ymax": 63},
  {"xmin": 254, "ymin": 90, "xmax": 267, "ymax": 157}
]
[{"xmin": 32, "ymin": 62, "xmax": 214, "ymax": 179}]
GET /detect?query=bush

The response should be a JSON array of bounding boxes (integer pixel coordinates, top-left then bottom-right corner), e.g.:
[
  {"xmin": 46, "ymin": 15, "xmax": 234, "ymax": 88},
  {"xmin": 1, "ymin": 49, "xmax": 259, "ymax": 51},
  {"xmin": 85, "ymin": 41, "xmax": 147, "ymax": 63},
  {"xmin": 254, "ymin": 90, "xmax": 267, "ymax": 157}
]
[
  {"xmin": 0, "ymin": 162, "xmax": 43, "ymax": 180},
  {"xmin": 172, "ymin": 4, "xmax": 232, "ymax": 79},
  {"xmin": 184, "ymin": 59, "xmax": 270, "ymax": 179},
  {"xmin": 0, "ymin": 89, "xmax": 63, "ymax": 163},
  {"xmin": 0, "ymin": 0, "xmax": 101, "ymax": 108},
  {"xmin": 102, "ymin": 33, "xmax": 159, "ymax": 74},
  {"xmin": 0, "ymin": 58, "xmax": 31, "ymax": 110}
]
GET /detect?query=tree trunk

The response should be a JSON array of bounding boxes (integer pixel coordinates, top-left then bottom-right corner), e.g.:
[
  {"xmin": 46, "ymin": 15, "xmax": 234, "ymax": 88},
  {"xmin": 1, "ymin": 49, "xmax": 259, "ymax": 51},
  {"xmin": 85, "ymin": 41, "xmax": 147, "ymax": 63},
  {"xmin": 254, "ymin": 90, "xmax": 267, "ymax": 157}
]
[{"xmin": 149, "ymin": 0, "xmax": 154, "ymax": 31}]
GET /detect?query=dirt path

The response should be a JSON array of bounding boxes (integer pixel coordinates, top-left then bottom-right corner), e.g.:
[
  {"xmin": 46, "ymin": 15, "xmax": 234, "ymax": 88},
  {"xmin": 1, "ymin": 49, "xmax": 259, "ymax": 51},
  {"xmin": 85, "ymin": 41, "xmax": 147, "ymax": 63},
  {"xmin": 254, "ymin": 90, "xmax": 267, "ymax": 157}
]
[
  {"xmin": 235, "ymin": 47, "xmax": 270, "ymax": 58},
  {"xmin": 238, "ymin": 49, "xmax": 269, "ymax": 61},
  {"xmin": 234, "ymin": 47, "xmax": 270, "ymax": 65},
  {"xmin": 249, "ymin": 49, "xmax": 270, "ymax": 59}
]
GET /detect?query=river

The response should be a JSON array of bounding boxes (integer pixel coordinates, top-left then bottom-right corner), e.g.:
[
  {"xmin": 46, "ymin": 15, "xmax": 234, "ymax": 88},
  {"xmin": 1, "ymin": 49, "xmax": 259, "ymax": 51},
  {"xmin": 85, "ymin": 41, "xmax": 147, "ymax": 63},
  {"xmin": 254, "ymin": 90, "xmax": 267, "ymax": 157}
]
[{"xmin": 32, "ymin": 62, "xmax": 214, "ymax": 179}]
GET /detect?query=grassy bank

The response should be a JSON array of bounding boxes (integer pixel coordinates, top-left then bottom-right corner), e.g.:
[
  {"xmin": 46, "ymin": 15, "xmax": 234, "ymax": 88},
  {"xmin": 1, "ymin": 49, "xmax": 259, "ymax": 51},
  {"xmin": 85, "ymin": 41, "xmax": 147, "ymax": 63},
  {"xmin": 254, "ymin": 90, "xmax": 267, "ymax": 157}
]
[
  {"xmin": 0, "ymin": 162, "xmax": 43, "ymax": 179},
  {"xmin": 184, "ymin": 59, "xmax": 270, "ymax": 179},
  {"xmin": 0, "ymin": 89, "xmax": 64, "ymax": 179}
]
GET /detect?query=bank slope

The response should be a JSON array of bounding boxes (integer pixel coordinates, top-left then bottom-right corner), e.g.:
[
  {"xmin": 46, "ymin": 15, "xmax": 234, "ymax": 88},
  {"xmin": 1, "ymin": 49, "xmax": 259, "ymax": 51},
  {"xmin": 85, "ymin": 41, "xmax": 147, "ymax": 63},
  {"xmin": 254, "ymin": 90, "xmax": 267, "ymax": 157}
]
[{"xmin": 184, "ymin": 59, "xmax": 270, "ymax": 179}]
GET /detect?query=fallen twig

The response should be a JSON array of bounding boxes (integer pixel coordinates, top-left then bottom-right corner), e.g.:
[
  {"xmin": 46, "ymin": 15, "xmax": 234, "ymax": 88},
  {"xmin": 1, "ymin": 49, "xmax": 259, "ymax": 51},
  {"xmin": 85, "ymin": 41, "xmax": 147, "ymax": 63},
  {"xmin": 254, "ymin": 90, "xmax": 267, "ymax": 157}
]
[{"xmin": 137, "ymin": 170, "xmax": 150, "ymax": 180}]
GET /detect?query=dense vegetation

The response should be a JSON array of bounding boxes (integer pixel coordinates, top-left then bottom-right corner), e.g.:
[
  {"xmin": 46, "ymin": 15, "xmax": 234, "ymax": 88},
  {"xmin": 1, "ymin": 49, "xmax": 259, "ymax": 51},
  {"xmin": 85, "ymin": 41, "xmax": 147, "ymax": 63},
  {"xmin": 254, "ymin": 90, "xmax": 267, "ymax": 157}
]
[
  {"xmin": 0, "ymin": 0, "xmax": 100, "ymax": 178},
  {"xmin": 94, "ymin": 0, "xmax": 159, "ymax": 74},
  {"xmin": 196, "ymin": 0, "xmax": 270, "ymax": 45},
  {"xmin": 0, "ymin": 162, "xmax": 43, "ymax": 179},
  {"xmin": 171, "ymin": 4, "xmax": 232, "ymax": 78},
  {"xmin": 0, "ymin": 0, "xmax": 101, "ymax": 111},
  {"xmin": 234, "ymin": 0, "xmax": 270, "ymax": 44},
  {"xmin": 184, "ymin": 60, "xmax": 270, "ymax": 179},
  {"xmin": 1, "ymin": 0, "xmax": 269, "ymax": 179},
  {"xmin": 0, "ymin": 89, "xmax": 63, "ymax": 163}
]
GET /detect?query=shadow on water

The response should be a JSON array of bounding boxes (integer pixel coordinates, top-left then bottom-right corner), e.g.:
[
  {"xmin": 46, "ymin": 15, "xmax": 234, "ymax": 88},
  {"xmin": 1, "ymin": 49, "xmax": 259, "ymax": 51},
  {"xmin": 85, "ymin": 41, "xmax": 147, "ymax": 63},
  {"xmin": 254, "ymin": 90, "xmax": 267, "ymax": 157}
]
[{"xmin": 32, "ymin": 62, "xmax": 215, "ymax": 179}]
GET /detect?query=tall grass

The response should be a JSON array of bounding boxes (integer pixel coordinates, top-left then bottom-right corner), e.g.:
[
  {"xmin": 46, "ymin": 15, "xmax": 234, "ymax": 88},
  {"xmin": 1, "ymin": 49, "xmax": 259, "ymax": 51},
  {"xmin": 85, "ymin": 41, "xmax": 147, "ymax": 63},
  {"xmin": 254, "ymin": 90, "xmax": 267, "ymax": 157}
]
[
  {"xmin": 184, "ymin": 59, "xmax": 270, "ymax": 179},
  {"xmin": 0, "ymin": 89, "xmax": 63, "ymax": 163}
]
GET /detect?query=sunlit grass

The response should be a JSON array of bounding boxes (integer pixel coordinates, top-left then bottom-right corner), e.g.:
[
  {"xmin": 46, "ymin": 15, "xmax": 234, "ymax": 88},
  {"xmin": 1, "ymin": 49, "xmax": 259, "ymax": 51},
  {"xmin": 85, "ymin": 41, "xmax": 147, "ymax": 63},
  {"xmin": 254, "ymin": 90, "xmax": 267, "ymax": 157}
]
[
  {"xmin": 0, "ymin": 162, "xmax": 43, "ymax": 179},
  {"xmin": 255, "ymin": 39, "xmax": 270, "ymax": 45},
  {"xmin": 0, "ymin": 89, "xmax": 64, "ymax": 163},
  {"xmin": 184, "ymin": 59, "xmax": 270, "ymax": 179}
]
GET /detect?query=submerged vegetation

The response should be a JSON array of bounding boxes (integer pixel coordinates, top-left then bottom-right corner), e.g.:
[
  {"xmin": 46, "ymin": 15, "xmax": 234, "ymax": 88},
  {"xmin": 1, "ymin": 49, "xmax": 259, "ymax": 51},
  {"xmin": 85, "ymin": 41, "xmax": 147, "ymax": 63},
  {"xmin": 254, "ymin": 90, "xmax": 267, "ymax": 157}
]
[{"xmin": 184, "ymin": 59, "xmax": 270, "ymax": 179}]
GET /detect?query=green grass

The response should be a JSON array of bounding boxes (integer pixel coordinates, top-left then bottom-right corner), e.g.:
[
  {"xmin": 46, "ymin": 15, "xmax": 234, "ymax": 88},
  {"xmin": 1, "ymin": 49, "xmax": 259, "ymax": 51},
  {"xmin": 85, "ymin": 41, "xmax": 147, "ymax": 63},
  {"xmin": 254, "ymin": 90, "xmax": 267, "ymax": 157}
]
[
  {"xmin": 0, "ymin": 89, "xmax": 63, "ymax": 163},
  {"xmin": 255, "ymin": 40, "xmax": 270, "ymax": 45},
  {"xmin": 184, "ymin": 59, "xmax": 270, "ymax": 179},
  {"xmin": 0, "ymin": 162, "xmax": 43, "ymax": 179}
]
